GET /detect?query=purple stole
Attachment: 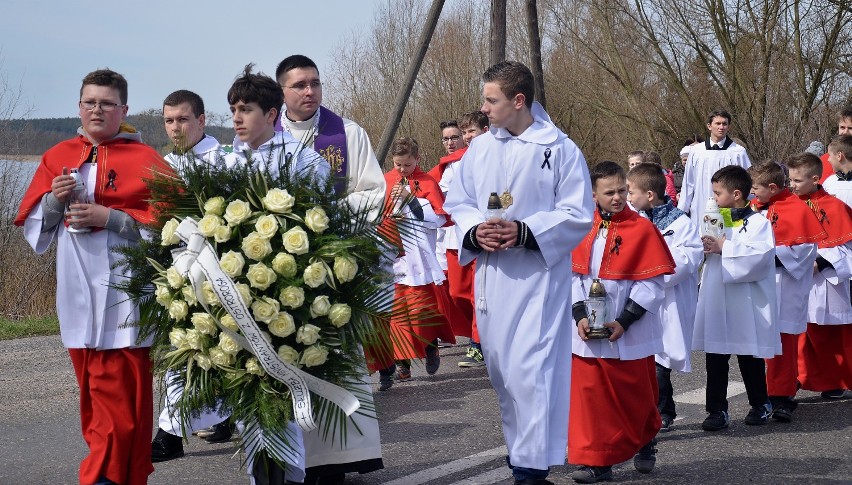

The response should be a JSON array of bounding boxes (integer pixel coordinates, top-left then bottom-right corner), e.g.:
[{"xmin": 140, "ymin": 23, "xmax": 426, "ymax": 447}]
[{"xmin": 275, "ymin": 106, "xmax": 349, "ymax": 194}]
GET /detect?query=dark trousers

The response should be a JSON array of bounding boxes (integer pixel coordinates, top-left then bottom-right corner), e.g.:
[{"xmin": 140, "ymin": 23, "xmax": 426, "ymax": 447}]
[
  {"xmin": 705, "ymin": 353, "xmax": 768, "ymax": 413},
  {"xmin": 655, "ymin": 363, "xmax": 676, "ymax": 418}
]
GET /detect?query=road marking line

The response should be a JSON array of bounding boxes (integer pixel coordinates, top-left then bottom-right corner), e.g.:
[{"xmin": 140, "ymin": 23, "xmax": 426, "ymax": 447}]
[
  {"xmin": 446, "ymin": 466, "xmax": 510, "ymax": 485},
  {"xmin": 381, "ymin": 445, "xmax": 507, "ymax": 485},
  {"xmin": 674, "ymin": 380, "xmax": 746, "ymax": 405}
]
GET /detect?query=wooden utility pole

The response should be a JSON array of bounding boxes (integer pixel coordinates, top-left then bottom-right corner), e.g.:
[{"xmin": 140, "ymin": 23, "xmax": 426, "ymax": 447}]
[
  {"xmin": 375, "ymin": 0, "xmax": 446, "ymax": 164},
  {"xmin": 490, "ymin": 0, "xmax": 507, "ymax": 66},
  {"xmin": 525, "ymin": 0, "xmax": 546, "ymax": 109}
]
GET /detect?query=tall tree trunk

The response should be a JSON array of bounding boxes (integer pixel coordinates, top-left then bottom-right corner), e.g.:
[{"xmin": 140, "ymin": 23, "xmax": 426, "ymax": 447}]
[
  {"xmin": 490, "ymin": 0, "xmax": 507, "ymax": 66},
  {"xmin": 375, "ymin": 0, "xmax": 446, "ymax": 164},
  {"xmin": 525, "ymin": 0, "xmax": 546, "ymax": 108}
]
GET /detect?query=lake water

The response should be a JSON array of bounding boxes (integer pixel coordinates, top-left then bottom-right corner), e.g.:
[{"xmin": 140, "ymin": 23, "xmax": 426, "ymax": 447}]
[{"xmin": 1, "ymin": 159, "xmax": 38, "ymax": 216}]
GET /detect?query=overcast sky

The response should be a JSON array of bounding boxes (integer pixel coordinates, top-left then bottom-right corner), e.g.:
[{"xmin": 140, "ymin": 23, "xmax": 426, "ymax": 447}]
[{"xmin": 1, "ymin": 0, "xmax": 385, "ymax": 119}]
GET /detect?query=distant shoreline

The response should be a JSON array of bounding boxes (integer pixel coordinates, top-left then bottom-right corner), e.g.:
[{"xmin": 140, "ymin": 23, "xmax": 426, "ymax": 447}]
[{"xmin": 0, "ymin": 155, "xmax": 40, "ymax": 162}]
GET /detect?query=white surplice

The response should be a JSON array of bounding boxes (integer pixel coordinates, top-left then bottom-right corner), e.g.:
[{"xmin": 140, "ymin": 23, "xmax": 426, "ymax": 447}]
[
  {"xmin": 774, "ymin": 242, "xmax": 818, "ymax": 334},
  {"xmin": 692, "ymin": 212, "xmax": 781, "ymax": 358},
  {"xmin": 677, "ymin": 140, "xmax": 751, "ymax": 227},
  {"xmin": 392, "ymin": 199, "xmax": 447, "ymax": 286},
  {"xmin": 224, "ymin": 131, "xmax": 329, "ymax": 182},
  {"xmin": 444, "ymin": 102, "xmax": 594, "ymax": 471},
  {"xmin": 808, "ymin": 242, "xmax": 852, "ymax": 325},
  {"xmin": 823, "ymin": 176, "xmax": 852, "ymax": 207},
  {"xmin": 164, "ymin": 134, "xmax": 223, "ymax": 172}
]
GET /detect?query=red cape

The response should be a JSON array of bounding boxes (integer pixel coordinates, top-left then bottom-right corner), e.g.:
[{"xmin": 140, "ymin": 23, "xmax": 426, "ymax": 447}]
[
  {"xmin": 426, "ymin": 146, "xmax": 467, "ymax": 183},
  {"xmin": 798, "ymin": 187, "xmax": 852, "ymax": 248},
  {"xmin": 753, "ymin": 188, "xmax": 827, "ymax": 246},
  {"xmin": 379, "ymin": 166, "xmax": 448, "ymax": 254},
  {"xmin": 820, "ymin": 152, "xmax": 834, "ymax": 184},
  {"xmin": 572, "ymin": 206, "xmax": 675, "ymax": 280},
  {"xmin": 15, "ymin": 134, "xmax": 173, "ymax": 227}
]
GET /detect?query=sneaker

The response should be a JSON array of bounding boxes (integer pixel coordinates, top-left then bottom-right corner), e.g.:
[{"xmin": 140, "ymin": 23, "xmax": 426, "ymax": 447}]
[
  {"xmin": 202, "ymin": 417, "xmax": 233, "ymax": 443},
  {"xmin": 458, "ymin": 346, "xmax": 486, "ymax": 368},
  {"xmin": 193, "ymin": 425, "xmax": 215, "ymax": 437},
  {"xmin": 151, "ymin": 428, "xmax": 184, "ymax": 462},
  {"xmin": 659, "ymin": 414, "xmax": 674, "ymax": 433},
  {"xmin": 571, "ymin": 465, "xmax": 613, "ymax": 483},
  {"xmin": 821, "ymin": 389, "xmax": 847, "ymax": 399},
  {"xmin": 514, "ymin": 479, "xmax": 555, "ymax": 485},
  {"xmin": 379, "ymin": 373, "xmax": 393, "ymax": 391},
  {"xmin": 744, "ymin": 403, "xmax": 772, "ymax": 425},
  {"xmin": 437, "ymin": 338, "xmax": 453, "ymax": 348},
  {"xmin": 701, "ymin": 410, "xmax": 730, "ymax": 431},
  {"xmin": 425, "ymin": 346, "xmax": 441, "ymax": 375},
  {"xmin": 394, "ymin": 365, "xmax": 412, "ymax": 381},
  {"xmin": 633, "ymin": 438, "xmax": 657, "ymax": 473},
  {"xmin": 772, "ymin": 406, "xmax": 793, "ymax": 423}
]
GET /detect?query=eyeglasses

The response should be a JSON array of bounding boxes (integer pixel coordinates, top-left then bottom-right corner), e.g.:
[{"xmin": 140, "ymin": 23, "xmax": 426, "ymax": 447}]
[
  {"xmin": 282, "ymin": 80, "xmax": 322, "ymax": 94},
  {"xmin": 80, "ymin": 100, "xmax": 124, "ymax": 112},
  {"xmin": 441, "ymin": 135, "xmax": 461, "ymax": 143}
]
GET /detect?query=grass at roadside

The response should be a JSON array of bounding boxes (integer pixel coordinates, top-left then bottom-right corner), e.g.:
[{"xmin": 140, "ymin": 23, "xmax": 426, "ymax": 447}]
[{"xmin": 0, "ymin": 316, "xmax": 59, "ymax": 340}]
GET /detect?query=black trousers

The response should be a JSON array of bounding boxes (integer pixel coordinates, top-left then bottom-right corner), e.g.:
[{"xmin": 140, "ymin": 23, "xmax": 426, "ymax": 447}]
[
  {"xmin": 656, "ymin": 363, "xmax": 676, "ymax": 418},
  {"xmin": 705, "ymin": 353, "xmax": 768, "ymax": 413}
]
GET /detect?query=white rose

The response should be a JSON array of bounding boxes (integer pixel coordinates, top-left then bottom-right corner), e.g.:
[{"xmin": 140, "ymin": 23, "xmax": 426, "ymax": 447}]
[
  {"xmin": 277, "ymin": 345, "xmax": 300, "ymax": 365},
  {"xmin": 246, "ymin": 262, "xmax": 277, "ymax": 290},
  {"xmin": 255, "ymin": 214, "xmax": 280, "ymax": 239},
  {"xmin": 235, "ymin": 283, "xmax": 253, "ymax": 305},
  {"xmin": 197, "ymin": 214, "xmax": 223, "ymax": 237},
  {"xmin": 304, "ymin": 206, "xmax": 329, "ymax": 233},
  {"xmin": 251, "ymin": 297, "xmax": 280, "ymax": 324},
  {"xmin": 194, "ymin": 353, "xmax": 213, "ymax": 371},
  {"xmin": 268, "ymin": 311, "xmax": 296, "ymax": 338},
  {"xmin": 214, "ymin": 225, "xmax": 232, "ymax": 243},
  {"xmin": 220, "ymin": 251, "xmax": 246, "ymax": 278},
  {"xmin": 201, "ymin": 280, "xmax": 220, "ymax": 306},
  {"xmin": 168, "ymin": 328, "xmax": 188, "ymax": 349},
  {"xmin": 191, "ymin": 312, "xmax": 219, "ymax": 337},
  {"xmin": 160, "ymin": 218, "xmax": 180, "ymax": 246},
  {"xmin": 181, "ymin": 286, "xmax": 197, "ymax": 307},
  {"xmin": 219, "ymin": 333, "xmax": 241, "ymax": 355},
  {"xmin": 278, "ymin": 286, "xmax": 305, "ymax": 309},
  {"xmin": 296, "ymin": 323, "xmax": 322, "ymax": 346},
  {"xmin": 303, "ymin": 262, "xmax": 327, "ymax": 289},
  {"xmin": 209, "ymin": 347, "xmax": 234, "ymax": 367},
  {"xmin": 242, "ymin": 232, "xmax": 273, "ymax": 261},
  {"xmin": 272, "ymin": 253, "xmax": 298, "ymax": 277},
  {"xmin": 282, "ymin": 226, "xmax": 310, "ymax": 256},
  {"xmin": 245, "ymin": 357, "xmax": 266, "ymax": 376},
  {"xmin": 204, "ymin": 196, "xmax": 226, "ymax": 216},
  {"xmin": 300, "ymin": 345, "xmax": 329, "ymax": 367},
  {"xmin": 224, "ymin": 199, "xmax": 252, "ymax": 225},
  {"xmin": 186, "ymin": 328, "xmax": 206, "ymax": 350},
  {"xmin": 328, "ymin": 303, "xmax": 352, "ymax": 328},
  {"xmin": 220, "ymin": 314, "xmax": 239, "ymax": 331},
  {"xmin": 333, "ymin": 255, "xmax": 358, "ymax": 283},
  {"xmin": 166, "ymin": 266, "xmax": 184, "ymax": 289},
  {"xmin": 309, "ymin": 295, "xmax": 331, "ymax": 318},
  {"xmin": 263, "ymin": 188, "xmax": 295, "ymax": 213},
  {"xmin": 168, "ymin": 299, "xmax": 189, "ymax": 321},
  {"xmin": 155, "ymin": 284, "xmax": 172, "ymax": 307}
]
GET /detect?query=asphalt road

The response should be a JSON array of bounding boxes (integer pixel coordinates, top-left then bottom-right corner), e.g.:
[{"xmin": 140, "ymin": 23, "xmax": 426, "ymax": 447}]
[{"xmin": 1, "ymin": 335, "xmax": 850, "ymax": 484}]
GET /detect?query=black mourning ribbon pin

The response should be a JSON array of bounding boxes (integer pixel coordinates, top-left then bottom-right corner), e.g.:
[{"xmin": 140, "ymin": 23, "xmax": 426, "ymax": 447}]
[
  {"xmin": 106, "ymin": 169, "xmax": 117, "ymax": 191},
  {"xmin": 414, "ymin": 180, "xmax": 421, "ymax": 193},
  {"xmin": 662, "ymin": 229, "xmax": 674, "ymax": 237},
  {"xmin": 770, "ymin": 213, "xmax": 779, "ymax": 227},
  {"xmin": 739, "ymin": 218, "xmax": 749, "ymax": 233},
  {"xmin": 541, "ymin": 148, "xmax": 551, "ymax": 170},
  {"xmin": 610, "ymin": 235, "xmax": 623, "ymax": 255}
]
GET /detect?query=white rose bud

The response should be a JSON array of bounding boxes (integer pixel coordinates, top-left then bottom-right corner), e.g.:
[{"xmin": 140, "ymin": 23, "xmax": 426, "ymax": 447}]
[
  {"xmin": 224, "ymin": 199, "xmax": 252, "ymax": 226},
  {"xmin": 328, "ymin": 303, "xmax": 352, "ymax": 328},
  {"xmin": 263, "ymin": 188, "xmax": 295, "ymax": 213},
  {"xmin": 201, "ymin": 280, "xmax": 220, "ymax": 306},
  {"xmin": 303, "ymin": 262, "xmax": 327, "ymax": 289},
  {"xmin": 204, "ymin": 196, "xmax": 226, "ymax": 216},
  {"xmin": 251, "ymin": 297, "xmax": 280, "ymax": 324},
  {"xmin": 194, "ymin": 353, "xmax": 213, "ymax": 371},
  {"xmin": 155, "ymin": 284, "xmax": 172, "ymax": 307},
  {"xmin": 235, "ymin": 283, "xmax": 253, "ymax": 305},
  {"xmin": 255, "ymin": 214, "xmax": 280, "ymax": 239},
  {"xmin": 304, "ymin": 206, "xmax": 330, "ymax": 233},
  {"xmin": 191, "ymin": 312, "xmax": 219, "ymax": 337},
  {"xmin": 166, "ymin": 266, "xmax": 185, "ymax": 289},
  {"xmin": 242, "ymin": 231, "xmax": 273, "ymax": 261},
  {"xmin": 278, "ymin": 286, "xmax": 305, "ymax": 309},
  {"xmin": 246, "ymin": 262, "xmax": 278, "ymax": 291},
  {"xmin": 268, "ymin": 311, "xmax": 296, "ymax": 338},
  {"xmin": 282, "ymin": 226, "xmax": 310, "ymax": 255},
  {"xmin": 277, "ymin": 345, "xmax": 300, "ymax": 365},
  {"xmin": 168, "ymin": 299, "xmax": 189, "ymax": 321},
  {"xmin": 245, "ymin": 357, "xmax": 266, "ymax": 376},
  {"xmin": 219, "ymin": 333, "xmax": 241, "ymax": 355},
  {"xmin": 220, "ymin": 314, "xmax": 239, "ymax": 331},
  {"xmin": 300, "ymin": 345, "xmax": 329, "ymax": 367},
  {"xmin": 209, "ymin": 347, "xmax": 234, "ymax": 367},
  {"xmin": 309, "ymin": 295, "xmax": 331, "ymax": 318},
  {"xmin": 219, "ymin": 250, "xmax": 246, "ymax": 278},
  {"xmin": 169, "ymin": 328, "xmax": 188, "ymax": 349},
  {"xmin": 160, "ymin": 218, "xmax": 180, "ymax": 246},
  {"xmin": 296, "ymin": 323, "xmax": 322, "ymax": 346},
  {"xmin": 214, "ymin": 225, "xmax": 232, "ymax": 243},
  {"xmin": 186, "ymin": 328, "xmax": 206, "ymax": 350},
  {"xmin": 271, "ymin": 253, "xmax": 298, "ymax": 277},
  {"xmin": 181, "ymin": 286, "xmax": 197, "ymax": 307},
  {"xmin": 333, "ymin": 255, "xmax": 358, "ymax": 283},
  {"xmin": 197, "ymin": 214, "xmax": 223, "ymax": 237}
]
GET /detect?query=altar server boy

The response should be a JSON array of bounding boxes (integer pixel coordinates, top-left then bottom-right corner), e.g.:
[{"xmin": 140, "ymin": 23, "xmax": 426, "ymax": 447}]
[{"xmin": 823, "ymin": 134, "xmax": 852, "ymax": 206}]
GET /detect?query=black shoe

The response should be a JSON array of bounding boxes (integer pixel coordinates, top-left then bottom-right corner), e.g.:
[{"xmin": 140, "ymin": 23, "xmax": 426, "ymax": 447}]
[
  {"xmin": 379, "ymin": 372, "xmax": 393, "ymax": 391},
  {"xmin": 634, "ymin": 438, "xmax": 657, "ymax": 473},
  {"xmin": 202, "ymin": 418, "xmax": 233, "ymax": 443},
  {"xmin": 702, "ymin": 411, "xmax": 730, "ymax": 431},
  {"xmin": 772, "ymin": 406, "xmax": 793, "ymax": 423},
  {"xmin": 151, "ymin": 428, "xmax": 184, "ymax": 462},
  {"xmin": 659, "ymin": 414, "xmax": 674, "ymax": 433},
  {"xmin": 304, "ymin": 471, "xmax": 346, "ymax": 485},
  {"xmin": 571, "ymin": 465, "xmax": 613, "ymax": 483},
  {"xmin": 425, "ymin": 345, "xmax": 440, "ymax": 375},
  {"xmin": 744, "ymin": 403, "xmax": 772, "ymax": 426},
  {"xmin": 514, "ymin": 479, "xmax": 554, "ymax": 485},
  {"xmin": 821, "ymin": 389, "xmax": 847, "ymax": 399}
]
